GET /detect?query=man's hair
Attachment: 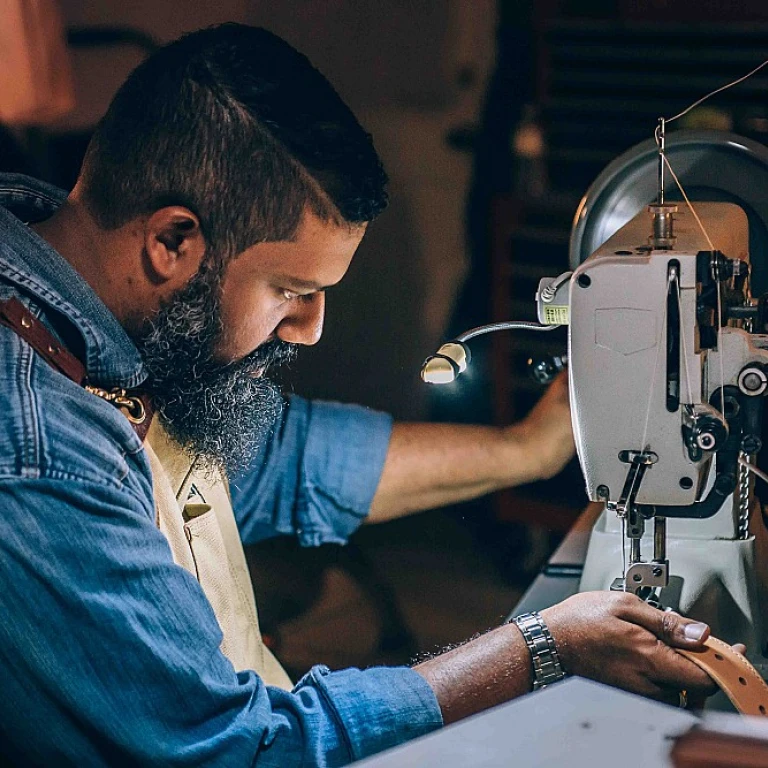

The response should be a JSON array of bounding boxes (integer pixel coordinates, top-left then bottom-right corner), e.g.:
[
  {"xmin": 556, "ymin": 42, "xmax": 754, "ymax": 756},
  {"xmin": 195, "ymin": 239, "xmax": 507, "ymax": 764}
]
[{"xmin": 79, "ymin": 23, "xmax": 388, "ymax": 257}]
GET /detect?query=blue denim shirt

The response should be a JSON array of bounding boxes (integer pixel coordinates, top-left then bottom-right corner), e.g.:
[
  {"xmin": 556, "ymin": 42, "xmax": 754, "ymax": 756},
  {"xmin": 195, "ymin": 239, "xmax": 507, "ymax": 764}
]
[{"xmin": 0, "ymin": 174, "xmax": 442, "ymax": 766}]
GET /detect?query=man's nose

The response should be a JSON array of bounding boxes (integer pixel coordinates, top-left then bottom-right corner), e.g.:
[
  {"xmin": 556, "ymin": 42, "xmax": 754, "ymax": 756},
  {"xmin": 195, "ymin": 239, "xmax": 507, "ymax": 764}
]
[{"xmin": 276, "ymin": 292, "xmax": 325, "ymax": 346}]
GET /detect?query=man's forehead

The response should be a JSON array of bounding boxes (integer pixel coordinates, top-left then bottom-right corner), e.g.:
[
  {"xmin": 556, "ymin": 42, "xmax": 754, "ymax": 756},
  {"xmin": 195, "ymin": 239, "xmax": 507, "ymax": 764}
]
[{"xmin": 239, "ymin": 215, "xmax": 366, "ymax": 283}]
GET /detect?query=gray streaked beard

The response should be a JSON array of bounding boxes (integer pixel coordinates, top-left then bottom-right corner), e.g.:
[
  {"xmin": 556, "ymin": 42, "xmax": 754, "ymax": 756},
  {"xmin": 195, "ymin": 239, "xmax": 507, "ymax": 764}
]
[{"xmin": 133, "ymin": 260, "xmax": 297, "ymax": 477}]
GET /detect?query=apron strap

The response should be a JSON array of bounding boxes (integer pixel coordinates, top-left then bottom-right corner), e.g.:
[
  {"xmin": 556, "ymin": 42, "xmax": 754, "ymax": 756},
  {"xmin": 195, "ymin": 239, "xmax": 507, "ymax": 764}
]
[{"xmin": 0, "ymin": 296, "xmax": 154, "ymax": 440}]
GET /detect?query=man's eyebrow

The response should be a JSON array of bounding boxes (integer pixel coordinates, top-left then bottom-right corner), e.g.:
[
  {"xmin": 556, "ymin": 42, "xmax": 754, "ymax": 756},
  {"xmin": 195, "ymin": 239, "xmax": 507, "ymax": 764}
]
[{"xmin": 274, "ymin": 274, "xmax": 335, "ymax": 291}]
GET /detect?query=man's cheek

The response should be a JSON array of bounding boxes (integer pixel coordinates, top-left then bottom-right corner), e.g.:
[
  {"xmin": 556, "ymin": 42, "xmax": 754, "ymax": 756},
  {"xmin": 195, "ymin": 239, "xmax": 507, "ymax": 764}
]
[{"xmin": 214, "ymin": 322, "xmax": 272, "ymax": 363}]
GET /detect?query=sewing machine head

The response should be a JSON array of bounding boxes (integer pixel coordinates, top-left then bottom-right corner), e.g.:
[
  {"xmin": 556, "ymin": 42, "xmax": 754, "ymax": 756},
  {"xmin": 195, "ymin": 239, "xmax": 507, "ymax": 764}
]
[
  {"xmin": 557, "ymin": 194, "xmax": 768, "ymax": 598},
  {"xmin": 548, "ymin": 130, "xmax": 768, "ymax": 606},
  {"xmin": 570, "ymin": 203, "xmax": 761, "ymax": 503},
  {"xmin": 556, "ymin": 131, "xmax": 768, "ymax": 689}
]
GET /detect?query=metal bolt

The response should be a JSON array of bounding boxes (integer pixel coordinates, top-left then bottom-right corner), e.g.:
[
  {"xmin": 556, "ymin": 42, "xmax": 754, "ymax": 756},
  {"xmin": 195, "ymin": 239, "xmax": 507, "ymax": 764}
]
[
  {"xmin": 633, "ymin": 574, "xmax": 642, "ymax": 582},
  {"xmin": 652, "ymin": 567, "xmax": 663, "ymax": 577}
]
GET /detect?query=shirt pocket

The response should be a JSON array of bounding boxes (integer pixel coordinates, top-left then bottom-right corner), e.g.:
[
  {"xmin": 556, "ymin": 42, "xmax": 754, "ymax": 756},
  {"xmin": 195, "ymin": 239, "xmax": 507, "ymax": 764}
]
[
  {"xmin": 182, "ymin": 502, "xmax": 263, "ymax": 671},
  {"xmin": 182, "ymin": 504, "xmax": 237, "ymax": 630}
]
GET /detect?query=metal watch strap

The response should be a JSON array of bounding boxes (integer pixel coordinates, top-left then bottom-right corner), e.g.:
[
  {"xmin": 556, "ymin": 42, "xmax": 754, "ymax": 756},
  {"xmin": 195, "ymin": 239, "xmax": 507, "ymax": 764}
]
[{"xmin": 511, "ymin": 611, "xmax": 566, "ymax": 690}]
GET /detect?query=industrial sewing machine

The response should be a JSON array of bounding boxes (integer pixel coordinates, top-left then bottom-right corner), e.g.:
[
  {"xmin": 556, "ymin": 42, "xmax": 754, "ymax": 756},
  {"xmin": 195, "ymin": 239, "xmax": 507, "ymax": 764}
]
[
  {"xmin": 562, "ymin": 169, "xmax": 768, "ymax": 681},
  {"xmin": 422, "ymin": 129, "xmax": 768, "ymax": 691}
]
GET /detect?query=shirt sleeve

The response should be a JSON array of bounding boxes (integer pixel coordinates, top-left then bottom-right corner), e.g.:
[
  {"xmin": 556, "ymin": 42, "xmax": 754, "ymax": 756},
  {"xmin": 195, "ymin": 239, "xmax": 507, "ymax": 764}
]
[
  {"xmin": 0, "ymin": 475, "xmax": 442, "ymax": 766},
  {"xmin": 230, "ymin": 396, "xmax": 394, "ymax": 547}
]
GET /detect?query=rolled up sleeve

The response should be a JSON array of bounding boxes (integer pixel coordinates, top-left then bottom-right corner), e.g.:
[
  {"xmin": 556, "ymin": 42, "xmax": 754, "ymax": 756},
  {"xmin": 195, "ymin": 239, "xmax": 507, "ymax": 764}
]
[
  {"xmin": 231, "ymin": 396, "xmax": 393, "ymax": 547},
  {"xmin": 299, "ymin": 665, "xmax": 443, "ymax": 763}
]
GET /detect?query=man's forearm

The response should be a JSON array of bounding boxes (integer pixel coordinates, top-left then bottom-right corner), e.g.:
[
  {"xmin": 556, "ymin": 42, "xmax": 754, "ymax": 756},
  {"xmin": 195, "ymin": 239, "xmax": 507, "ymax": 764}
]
[
  {"xmin": 415, "ymin": 593, "xmax": 717, "ymax": 728},
  {"xmin": 367, "ymin": 373, "xmax": 574, "ymax": 523},
  {"xmin": 368, "ymin": 421, "xmax": 546, "ymax": 523},
  {"xmin": 415, "ymin": 623, "xmax": 533, "ymax": 724}
]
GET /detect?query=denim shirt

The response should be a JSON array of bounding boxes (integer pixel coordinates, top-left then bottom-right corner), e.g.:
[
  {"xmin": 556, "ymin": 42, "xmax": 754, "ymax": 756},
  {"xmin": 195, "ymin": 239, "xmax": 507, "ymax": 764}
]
[{"xmin": 0, "ymin": 174, "xmax": 442, "ymax": 766}]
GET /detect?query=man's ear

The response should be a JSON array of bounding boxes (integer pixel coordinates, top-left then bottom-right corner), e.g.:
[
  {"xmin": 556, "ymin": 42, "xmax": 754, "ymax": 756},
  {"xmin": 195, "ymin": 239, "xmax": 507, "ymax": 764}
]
[{"xmin": 143, "ymin": 207, "xmax": 206, "ymax": 284}]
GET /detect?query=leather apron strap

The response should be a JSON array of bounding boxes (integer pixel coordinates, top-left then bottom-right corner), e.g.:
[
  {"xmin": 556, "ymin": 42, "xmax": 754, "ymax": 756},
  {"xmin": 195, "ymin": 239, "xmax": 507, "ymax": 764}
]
[
  {"xmin": 0, "ymin": 296, "xmax": 154, "ymax": 439},
  {"xmin": 0, "ymin": 296, "xmax": 86, "ymax": 383}
]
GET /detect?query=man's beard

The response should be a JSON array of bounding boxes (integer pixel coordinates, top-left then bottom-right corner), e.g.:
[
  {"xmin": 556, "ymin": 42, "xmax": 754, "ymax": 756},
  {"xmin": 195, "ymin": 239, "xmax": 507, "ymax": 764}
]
[{"xmin": 133, "ymin": 262, "xmax": 297, "ymax": 477}]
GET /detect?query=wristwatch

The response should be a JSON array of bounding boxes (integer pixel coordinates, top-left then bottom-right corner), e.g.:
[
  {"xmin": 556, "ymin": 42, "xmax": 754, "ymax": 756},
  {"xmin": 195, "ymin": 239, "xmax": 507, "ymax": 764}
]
[{"xmin": 510, "ymin": 611, "xmax": 567, "ymax": 690}]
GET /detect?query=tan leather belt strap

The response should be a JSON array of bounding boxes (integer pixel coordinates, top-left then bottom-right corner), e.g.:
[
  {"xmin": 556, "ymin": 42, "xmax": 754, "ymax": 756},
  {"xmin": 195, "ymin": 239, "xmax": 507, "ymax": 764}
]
[{"xmin": 678, "ymin": 636, "xmax": 768, "ymax": 716}]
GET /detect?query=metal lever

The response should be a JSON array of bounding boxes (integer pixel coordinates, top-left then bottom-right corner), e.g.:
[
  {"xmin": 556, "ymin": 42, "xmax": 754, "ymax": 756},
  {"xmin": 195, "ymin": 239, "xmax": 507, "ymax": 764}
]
[
  {"xmin": 612, "ymin": 450, "xmax": 658, "ymax": 525},
  {"xmin": 608, "ymin": 450, "xmax": 669, "ymax": 598}
]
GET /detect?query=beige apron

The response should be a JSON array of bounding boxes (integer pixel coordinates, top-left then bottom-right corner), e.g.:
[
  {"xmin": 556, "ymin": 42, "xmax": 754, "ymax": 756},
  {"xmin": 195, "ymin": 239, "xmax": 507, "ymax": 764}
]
[{"xmin": 144, "ymin": 419, "xmax": 293, "ymax": 690}]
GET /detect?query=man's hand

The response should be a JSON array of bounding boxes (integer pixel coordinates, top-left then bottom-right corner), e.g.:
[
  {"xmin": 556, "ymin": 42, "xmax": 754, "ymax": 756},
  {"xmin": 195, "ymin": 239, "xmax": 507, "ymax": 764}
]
[
  {"xmin": 511, "ymin": 370, "xmax": 575, "ymax": 481},
  {"xmin": 542, "ymin": 592, "xmax": 717, "ymax": 704}
]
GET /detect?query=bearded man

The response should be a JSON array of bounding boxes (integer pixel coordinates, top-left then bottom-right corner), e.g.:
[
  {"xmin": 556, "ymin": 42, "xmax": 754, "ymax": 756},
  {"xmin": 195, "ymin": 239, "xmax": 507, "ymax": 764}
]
[{"xmin": 0, "ymin": 23, "xmax": 717, "ymax": 767}]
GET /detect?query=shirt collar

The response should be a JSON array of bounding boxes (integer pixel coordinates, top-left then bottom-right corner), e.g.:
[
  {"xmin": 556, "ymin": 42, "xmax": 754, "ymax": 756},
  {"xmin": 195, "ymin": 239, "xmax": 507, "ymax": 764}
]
[{"xmin": 0, "ymin": 173, "xmax": 146, "ymax": 388}]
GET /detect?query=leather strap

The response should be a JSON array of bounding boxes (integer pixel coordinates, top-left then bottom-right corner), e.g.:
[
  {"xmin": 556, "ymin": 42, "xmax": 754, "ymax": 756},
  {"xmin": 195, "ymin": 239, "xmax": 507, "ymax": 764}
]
[
  {"xmin": 0, "ymin": 296, "xmax": 153, "ymax": 440},
  {"xmin": 0, "ymin": 296, "xmax": 86, "ymax": 384},
  {"xmin": 677, "ymin": 635, "xmax": 768, "ymax": 716}
]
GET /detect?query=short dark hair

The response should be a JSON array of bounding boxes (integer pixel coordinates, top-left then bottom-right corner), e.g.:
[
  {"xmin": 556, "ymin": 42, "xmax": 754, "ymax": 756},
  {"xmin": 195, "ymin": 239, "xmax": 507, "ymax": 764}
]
[{"xmin": 79, "ymin": 23, "xmax": 388, "ymax": 257}]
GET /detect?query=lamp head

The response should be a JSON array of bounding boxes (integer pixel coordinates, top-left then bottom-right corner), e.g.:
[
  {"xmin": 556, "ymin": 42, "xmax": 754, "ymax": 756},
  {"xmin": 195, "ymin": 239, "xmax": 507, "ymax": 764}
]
[{"xmin": 420, "ymin": 341, "xmax": 471, "ymax": 384}]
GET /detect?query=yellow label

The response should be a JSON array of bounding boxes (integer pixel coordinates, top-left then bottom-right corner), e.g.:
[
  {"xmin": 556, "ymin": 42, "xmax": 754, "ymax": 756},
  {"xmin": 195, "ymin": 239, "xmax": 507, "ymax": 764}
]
[{"xmin": 543, "ymin": 305, "xmax": 570, "ymax": 325}]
